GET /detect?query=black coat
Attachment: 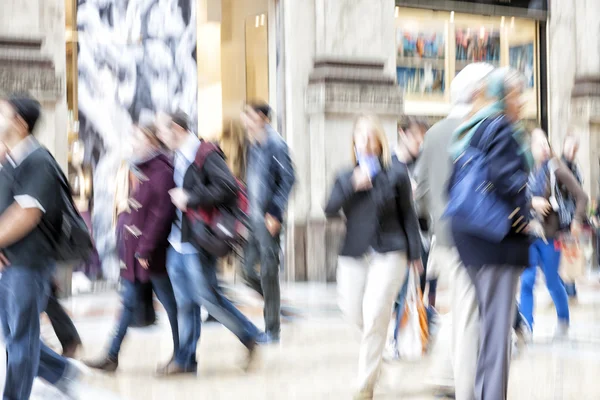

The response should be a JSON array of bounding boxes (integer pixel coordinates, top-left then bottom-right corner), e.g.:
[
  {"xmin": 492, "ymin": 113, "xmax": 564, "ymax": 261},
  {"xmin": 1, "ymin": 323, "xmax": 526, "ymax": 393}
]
[{"xmin": 324, "ymin": 164, "xmax": 422, "ymax": 261}]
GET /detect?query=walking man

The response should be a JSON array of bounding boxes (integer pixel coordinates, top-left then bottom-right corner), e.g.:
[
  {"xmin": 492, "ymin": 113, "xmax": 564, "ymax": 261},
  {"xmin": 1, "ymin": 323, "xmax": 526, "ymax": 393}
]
[
  {"xmin": 0, "ymin": 96, "xmax": 80, "ymax": 398},
  {"xmin": 156, "ymin": 111, "xmax": 261, "ymax": 375},
  {"xmin": 240, "ymin": 103, "xmax": 295, "ymax": 344}
]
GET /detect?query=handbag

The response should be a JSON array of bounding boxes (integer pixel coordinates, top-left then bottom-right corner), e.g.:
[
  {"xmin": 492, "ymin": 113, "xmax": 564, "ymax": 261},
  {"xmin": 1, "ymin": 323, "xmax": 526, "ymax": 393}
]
[
  {"xmin": 548, "ymin": 159, "xmax": 576, "ymax": 230},
  {"xmin": 396, "ymin": 267, "xmax": 429, "ymax": 361},
  {"xmin": 558, "ymin": 234, "xmax": 586, "ymax": 281},
  {"xmin": 444, "ymin": 117, "xmax": 515, "ymax": 243}
]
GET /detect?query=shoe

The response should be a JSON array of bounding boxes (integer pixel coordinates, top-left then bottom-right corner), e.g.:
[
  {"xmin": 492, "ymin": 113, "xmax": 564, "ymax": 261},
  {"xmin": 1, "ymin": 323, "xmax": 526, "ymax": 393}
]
[
  {"xmin": 155, "ymin": 360, "xmax": 197, "ymax": 377},
  {"xmin": 353, "ymin": 389, "xmax": 374, "ymax": 400},
  {"xmin": 84, "ymin": 355, "xmax": 118, "ymax": 372},
  {"xmin": 515, "ymin": 313, "xmax": 533, "ymax": 345},
  {"xmin": 256, "ymin": 332, "xmax": 280, "ymax": 345},
  {"xmin": 242, "ymin": 340, "xmax": 260, "ymax": 372},
  {"xmin": 554, "ymin": 320, "xmax": 569, "ymax": 341},
  {"xmin": 55, "ymin": 361, "xmax": 82, "ymax": 398},
  {"xmin": 62, "ymin": 340, "xmax": 82, "ymax": 359}
]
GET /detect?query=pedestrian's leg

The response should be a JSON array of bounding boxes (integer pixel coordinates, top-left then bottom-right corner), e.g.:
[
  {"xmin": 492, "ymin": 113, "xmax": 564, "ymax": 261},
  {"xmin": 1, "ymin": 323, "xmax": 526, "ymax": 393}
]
[
  {"xmin": 187, "ymin": 252, "xmax": 259, "ymax": 347},
  {"xmin": 166, "ymin": 248, "xmax": 199, "ymax": 370},
  {"xmin": 0, "ymin": 268, "xmax": 44, "ymax": 400},
  {"xmin": 358, "ymin": 252, "xmax": 407, "ymax": 393},
  {"xmin": 258, "ymin": 227, "xmax": 282, "ymax": 338},
  {"xmin": 393, "ymin": 270, "xmax": 409, "ymax": 341},
  {"xmin": 519, "ymin": 242, "xmax": 540, "ymax": 329},
  {"xmin": 151, "ymin": 275, "xmax": 180, "ymax": 359},
  {"xmin": 45, "ymin": 282, "xmax": 81, "ymax": 355},
  {"xmin": 336, "ymin": 256, "xmax": 369, "ymax": 331},
  {"xmin": 540, "ymin": 240, "xmax": 570, "ymax": 326},
  {"xmin": 449, "ymin": 249, "xmax": 478, "ymax": 400},
  {"xmin": 107, "ymin": 280, "xmax": 138, "ymax": 360},
  {"xmin": 467, "ymin": 265, "xmax": 521, "ymax": 400},
  {"xmin": 241, "ymin": 233, "xmax": 264, "ymax": 296},
  {"xmin": 37, "ymin": 342, "xmax": 69, "ymax": 387},
  {"xmin": 133, "ymin": 281, "xmax": 156, "ymax": 327}
]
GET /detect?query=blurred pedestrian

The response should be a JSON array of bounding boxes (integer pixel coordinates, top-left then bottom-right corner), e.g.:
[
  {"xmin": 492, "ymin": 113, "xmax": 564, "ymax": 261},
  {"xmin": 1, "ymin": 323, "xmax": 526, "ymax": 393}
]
[
  {"xmin": 325, "ymin": 114, "xmax": 422, "ymax": 400},
  {"xmin": 414, "ymin": 62, "xmax": 494, "ymax": 398},
  {"xmin": 240, "ymin": 103, "xmax": 295, "ymax": 344},
  {"xmin": 448, "ymin": 68, "xmax": 533, "ymax": 400},
  {"xmin": 85, "ymin": 123, "xmax": 179, "ymax": 373},
  {"xmin": 45, "ymin": 281, "xmax": 82, "ymax": 358},
  {"xmin": 518, "ymin": 129, "xmax": 587, "ymax": 339}
]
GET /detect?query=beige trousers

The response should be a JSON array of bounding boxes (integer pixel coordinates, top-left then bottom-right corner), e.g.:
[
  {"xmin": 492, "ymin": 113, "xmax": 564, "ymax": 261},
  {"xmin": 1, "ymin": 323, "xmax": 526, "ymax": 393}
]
[
  {"xmin": 337, "ymin": 251, "xmax": 407, "ymax": 392},
  {"xmin": 428, "ymin": 245, "xmax": 479, "ymax": 400}
]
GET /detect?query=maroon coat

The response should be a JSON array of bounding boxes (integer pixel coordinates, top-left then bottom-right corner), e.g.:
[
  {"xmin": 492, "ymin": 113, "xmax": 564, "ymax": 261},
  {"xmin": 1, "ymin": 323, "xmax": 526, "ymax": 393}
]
[{"xmin": 117, "ymin": 153, "xmax": 176, "ymax": 283}]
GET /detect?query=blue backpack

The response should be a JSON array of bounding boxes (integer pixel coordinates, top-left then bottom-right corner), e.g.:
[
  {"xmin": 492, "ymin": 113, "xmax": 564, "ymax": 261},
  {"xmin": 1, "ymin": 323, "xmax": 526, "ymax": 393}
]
[{"xmin": 444, "ymin": 117, "xmax": 514, "ymax": 243}]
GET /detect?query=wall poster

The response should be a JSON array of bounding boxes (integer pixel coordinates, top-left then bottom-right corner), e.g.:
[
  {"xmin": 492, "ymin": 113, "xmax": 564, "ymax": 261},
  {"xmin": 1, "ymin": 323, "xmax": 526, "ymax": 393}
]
[{"xmin": 509, "ymin": 43, "xmax": 535, "ymax": 88}]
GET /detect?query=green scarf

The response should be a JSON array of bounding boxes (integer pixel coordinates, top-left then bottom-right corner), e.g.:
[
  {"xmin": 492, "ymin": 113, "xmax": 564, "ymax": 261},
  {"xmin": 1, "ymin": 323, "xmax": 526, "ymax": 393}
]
[{"xmin": 448, "ymin": 68, "xmax": 533, "ymax": 169}]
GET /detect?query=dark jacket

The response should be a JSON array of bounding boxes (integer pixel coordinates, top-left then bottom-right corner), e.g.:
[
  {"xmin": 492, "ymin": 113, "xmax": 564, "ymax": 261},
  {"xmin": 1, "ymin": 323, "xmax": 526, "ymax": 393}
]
[
  {"xmin": 117, "ymin": 153, "xmax": 176, "ymax": 283},
  {"xmin": 180, "ymin": 141, "xmax": 239, "ymax": 245},
  {"xmin": 246, "ymin": 126, "xmax": 295, "ymax": 222},
  {"xmin": 324, "ymin": 164, "xmax": 422, "ymax": 261},
  {"xmin": 451, "ymin": 116, "xmax": 531, "ymax": 268}
]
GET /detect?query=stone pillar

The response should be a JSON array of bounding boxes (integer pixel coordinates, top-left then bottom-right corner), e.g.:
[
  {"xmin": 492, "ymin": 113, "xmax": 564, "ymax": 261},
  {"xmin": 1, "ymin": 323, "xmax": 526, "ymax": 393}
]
[{"xmin": 282, "ymin": 0, "xmax": 401, "ymax": 282}]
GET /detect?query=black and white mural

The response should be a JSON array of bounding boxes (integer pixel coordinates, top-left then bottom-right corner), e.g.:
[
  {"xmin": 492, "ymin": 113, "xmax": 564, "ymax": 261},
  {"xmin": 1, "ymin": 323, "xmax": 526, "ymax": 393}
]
[{"xmin": 77, "ymin": 0, "xmax": 197, "ymax": 281}]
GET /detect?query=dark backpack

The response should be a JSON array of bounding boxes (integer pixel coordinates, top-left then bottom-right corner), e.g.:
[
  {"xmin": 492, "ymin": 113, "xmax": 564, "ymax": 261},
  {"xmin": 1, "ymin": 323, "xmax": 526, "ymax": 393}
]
[
  {"xmin": 186, "ymin": 142, "xmax": 250, "ymax": 257},
  {"xmin": 40, "ymin": 151, "xmax": 94, "ymax": 263}
]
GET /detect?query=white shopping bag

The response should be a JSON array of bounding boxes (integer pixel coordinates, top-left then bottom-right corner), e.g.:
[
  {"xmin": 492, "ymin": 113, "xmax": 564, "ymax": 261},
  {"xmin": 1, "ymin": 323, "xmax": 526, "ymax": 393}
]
[{"xmin": 396, "ymin": 267, "xmax": 429, "ymax": 361}]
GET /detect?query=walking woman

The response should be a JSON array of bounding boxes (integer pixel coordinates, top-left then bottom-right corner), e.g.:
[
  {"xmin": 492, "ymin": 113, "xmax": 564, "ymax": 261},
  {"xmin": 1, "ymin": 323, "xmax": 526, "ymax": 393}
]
[
  {"xmin": 219, "ymin": 119, "xmax": 248, "ymax": 181},
  {"xmin": 85, "ymin": 124, "xmax": 179, "ymax": 372},
  {"xmin": 325, "ymin": 114, "xmax": 422, "ymax": 400},
  {"xmin": 448, "ymin": 68, "xmax": 533, "ymax": 400},
  {"xmin": 519, "ymin": 129, "xmax": 587, "ymax": 338}
]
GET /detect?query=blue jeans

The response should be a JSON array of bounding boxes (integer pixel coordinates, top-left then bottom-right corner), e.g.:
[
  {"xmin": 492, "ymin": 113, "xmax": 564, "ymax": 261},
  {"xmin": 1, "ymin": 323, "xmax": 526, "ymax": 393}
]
[
  {"xmin": 109, "ymin": 276, "xmax": 179, "ymax": 359},
  {"xmin": 167, "ymin": 247, "xmax": 260, "ymax": 369},
  {"xmin": 519, "ymin": 239, "xmax": 570, "ymax": 329},
  {"xmin": 0, "ymin": 266, "xmax": 70, "ymax": 400},
  {"xmin": 393, "ymin": 269, "xmax": 410, "ymax": 340}
]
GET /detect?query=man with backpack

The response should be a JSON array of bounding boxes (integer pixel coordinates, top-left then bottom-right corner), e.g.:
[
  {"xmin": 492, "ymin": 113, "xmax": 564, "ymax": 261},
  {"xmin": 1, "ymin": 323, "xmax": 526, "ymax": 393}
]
[
  {"xmin": 0, "ymin": 96, "xmax": 81, "ymax": 398},
  {"xmin": 156, "ymin": 111, "xmax": 261, "ymax": 375},
  {"xmin": 239, "ymin": 103, "xmax": 295, "ymax": 344}
]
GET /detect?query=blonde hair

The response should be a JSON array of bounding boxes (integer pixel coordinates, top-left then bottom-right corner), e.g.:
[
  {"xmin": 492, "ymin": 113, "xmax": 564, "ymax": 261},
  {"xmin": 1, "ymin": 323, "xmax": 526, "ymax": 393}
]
[
  {"xmin": 351, "ymin": 114, "xmax": 392, "ymax": 169},
  {"xmin": 219, "ymin": 119, "xmax": 247, "ymax": 180}
]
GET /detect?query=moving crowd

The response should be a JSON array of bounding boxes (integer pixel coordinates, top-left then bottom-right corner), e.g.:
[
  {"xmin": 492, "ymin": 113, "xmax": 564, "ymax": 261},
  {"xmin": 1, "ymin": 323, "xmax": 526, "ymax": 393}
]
[{"xmin": 0, "ymin": 62, "xmax": 591, "ymax": 400}]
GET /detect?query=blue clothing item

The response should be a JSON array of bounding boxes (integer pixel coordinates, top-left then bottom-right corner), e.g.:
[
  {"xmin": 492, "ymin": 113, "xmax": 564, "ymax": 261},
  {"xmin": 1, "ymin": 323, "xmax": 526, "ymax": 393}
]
[
  {"xmin": 519, "ymin": 238, "xmax": 569, "ymax": 329},
  {"xmin": 109, "ymin": 276, "xmax": 179, "ymax": 360},
  {"xmin": 564, "ymin": 281, "xmax": 577, "ymax": 298},
  {"xmin": 393, "ymin": 269, "xmax": 410, "ymax": 340},
  {"xmin": 246, "ymin": 125, "xmax": 295, "ymax": 223},
  {"xmin": 168, "ymin": 133, "xmax": 201, "ymax": 254},
  {"xmin": 529, "ymin": 161, "xmax": 550, "ymax": 198},
  {"xmin": 166, "ymin": 247, "xmax": 260, "ymax": 368},
  {"xmin": 356, "ymin": 153, "xmax": 381, "ymax": 179},
  {"xmin": 0, "ymin": 266, "xmax": 69, "ymax": 399}
]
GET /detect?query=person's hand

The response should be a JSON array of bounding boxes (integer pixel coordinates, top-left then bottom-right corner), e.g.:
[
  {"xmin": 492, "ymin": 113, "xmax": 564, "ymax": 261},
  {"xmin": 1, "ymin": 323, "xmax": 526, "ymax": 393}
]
[
  {"xmin": 532, "ymin": 196, "xmax": 552, "ymax": 216},
  {"xmin": 411, "ymin": 259, "xmax": 424, "ymax": 276},
  {"xmin": 138, "ymin": 258, "xmax": 149, "ymax": 269},
  {"xmin": 169, "ymin": 188, "xmax": 189, "ymax": 211},
  {"xmin": 0, "ymin": 252, "xmax": 10, "ymax": 272},
  {"xmin": 265, "ymin": 213, "xmax": 281, "ymax": 237},
  {"xmin": 571, "ymin": 219, "xmax": 582, "ymax": 239},
  {"xmin": 351, "ymin": 167, "xmax": 372, "ymax": 191}
]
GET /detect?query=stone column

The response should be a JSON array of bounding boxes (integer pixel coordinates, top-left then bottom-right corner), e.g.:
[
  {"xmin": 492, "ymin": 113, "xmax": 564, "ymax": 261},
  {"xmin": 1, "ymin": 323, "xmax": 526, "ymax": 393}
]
[{"xmin": 282, "ymin": 0, "xmax": 401, "ymax": 282}]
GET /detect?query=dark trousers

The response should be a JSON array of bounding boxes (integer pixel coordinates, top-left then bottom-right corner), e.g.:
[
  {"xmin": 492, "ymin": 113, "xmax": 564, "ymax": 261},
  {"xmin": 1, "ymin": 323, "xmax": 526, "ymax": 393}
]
[
  {"xmin": 45, "ymin": 283, "xmax": 81, "ymax": 352},
  {"xmin": 133, "ymin": 281, "xmax": 156, "ymax": 327},
  {"xmin": 109, "ymin": 276, "xmax": 179, "ymax": 359},
  {"xmin": 242, "ymin": 220, "xmax": 281, "ymax": 337},
  {"xmin": 0, "ymin": 266, "xmax": 70, "ymax": 400}
]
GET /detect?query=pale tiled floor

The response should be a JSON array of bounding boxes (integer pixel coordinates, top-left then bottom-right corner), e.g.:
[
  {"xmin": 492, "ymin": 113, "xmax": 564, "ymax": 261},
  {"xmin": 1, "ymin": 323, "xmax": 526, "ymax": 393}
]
[{"xmin": 31, "ymin": 279, "xmax": 600, "ymax": 399}]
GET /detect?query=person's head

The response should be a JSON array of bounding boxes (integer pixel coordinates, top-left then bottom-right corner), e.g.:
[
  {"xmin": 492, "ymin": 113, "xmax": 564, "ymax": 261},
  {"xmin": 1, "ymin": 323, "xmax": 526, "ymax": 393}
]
[
  {"xmin": 563, "ymin": 132, "xmax": 580, "ymax": 162},
  {"xmin": 219, "ymin": 119, "xmax": 247, "ymax": 179},
  {"xmin": 449, "ymin": 62, "xmax": 495, "ymax": 118},
  {"xmin": 531, "ymin": 128, "xmax": 552, "ymax": 164},
  {"xmin": 156, "ymin": 110, "xmax": 190, "ymax": 151},
  {"xmin": 0, "ymin": 95, "xmax": 41, "ymax": 146},
  {"xmin": 131, "ymin": 123, "xmax": 164, "ymax": 156},
  {"xmin": 397, "ymin": 117, "xmax": 428, "ymax": 160},
  {"xmin": 352, "ymin": 114, "xmax": 391, "ymax": 169},
  {"xmin": 479, "ymin": 67, "xmax": 526, "ymax": 123},
  {"xmin": 241, "ymin": 101, "xmax": 271, "ymax": 142}
]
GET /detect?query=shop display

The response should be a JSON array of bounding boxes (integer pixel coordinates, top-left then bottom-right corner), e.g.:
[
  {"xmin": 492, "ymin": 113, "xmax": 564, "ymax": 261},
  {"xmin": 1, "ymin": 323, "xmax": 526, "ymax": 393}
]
[
  {"xmin": 455, "ymin": 28, "xmax": 500, "ymax": 71},
  {"xmin": 396, "ymin": 28, "xmax": 445, "ymax": 60},
  {"xmin": 510, "ymin": 43, "xmax": 535, "ymax": 88},
  {"xmin": 397, "ymin": 66, "xmax": 445, "ymax": 94}
]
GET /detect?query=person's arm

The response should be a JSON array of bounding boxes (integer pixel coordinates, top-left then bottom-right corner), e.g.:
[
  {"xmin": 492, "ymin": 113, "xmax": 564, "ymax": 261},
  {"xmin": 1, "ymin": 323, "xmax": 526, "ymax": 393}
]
[
  {"xmin": 135, "ymin": 168, "xmax": 177, "ymax": 261},
  {"xmin": 554, "ymin": 161, "xmax": 589, "ymax": 223},
  {"xmin": 395, "ymin": 169, "xmax": 422, "ymax": 262},
  {"xmin": 324, "ymin": 173, "xmax": 355, "ymax": 218},
  {"xmin": 186, "ymin": 152, "xmax": 238, "ymax": 209},
  {"xmin": 266, "ymin": 142, "xmax": 296, "ymax": 222}
]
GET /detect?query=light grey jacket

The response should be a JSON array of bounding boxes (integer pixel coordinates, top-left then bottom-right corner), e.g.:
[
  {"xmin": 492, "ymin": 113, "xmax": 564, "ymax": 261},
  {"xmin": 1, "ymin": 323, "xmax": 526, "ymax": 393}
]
[{"xmin": 413, "ymin": 117, "xmax": 463, "ymax": 248}]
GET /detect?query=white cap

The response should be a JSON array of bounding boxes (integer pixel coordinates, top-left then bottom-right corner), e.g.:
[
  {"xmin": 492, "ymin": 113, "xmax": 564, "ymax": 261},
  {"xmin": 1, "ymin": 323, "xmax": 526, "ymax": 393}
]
[{"xmin": 449, "ymin": 63, "xmax": 495, "ymax": 118}]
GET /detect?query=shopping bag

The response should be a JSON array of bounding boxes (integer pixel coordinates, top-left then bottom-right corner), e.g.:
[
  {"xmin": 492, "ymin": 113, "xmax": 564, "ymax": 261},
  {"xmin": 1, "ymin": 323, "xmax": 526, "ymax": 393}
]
[
  {"xmin": 396, "ymin": 267, "xmax": 429, "ymax": 361},
  {"xmin": 558, "ymin": 235, "xmax": 586, "ymax": 281}
]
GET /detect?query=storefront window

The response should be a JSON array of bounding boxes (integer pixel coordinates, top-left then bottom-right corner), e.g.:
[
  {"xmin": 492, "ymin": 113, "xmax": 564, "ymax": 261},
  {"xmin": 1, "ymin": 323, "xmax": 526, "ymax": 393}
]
[{"xmin": 396, "ymin": 7, "xmax": 539, "ymax": 120}]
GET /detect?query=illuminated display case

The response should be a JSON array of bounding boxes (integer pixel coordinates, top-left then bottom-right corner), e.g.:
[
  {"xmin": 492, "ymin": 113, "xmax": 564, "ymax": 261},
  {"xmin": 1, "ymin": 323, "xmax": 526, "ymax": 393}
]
[{"xmin": 396, "ymin": 7, "xmax": 539, "ymax": 121}]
